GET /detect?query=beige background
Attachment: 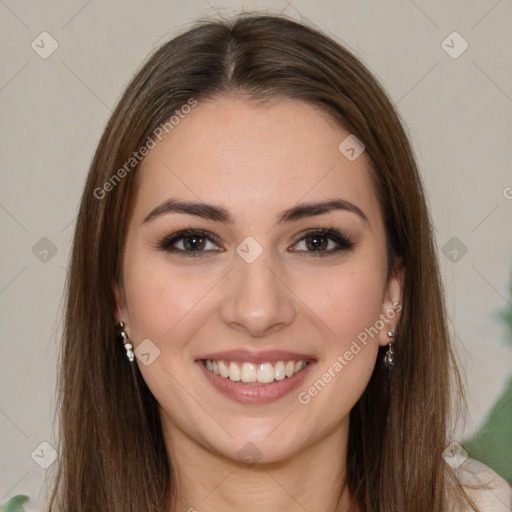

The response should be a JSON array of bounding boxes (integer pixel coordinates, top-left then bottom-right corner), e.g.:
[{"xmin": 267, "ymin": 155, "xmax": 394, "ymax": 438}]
[{"xmin": 1, "ymin": 0, "xmax": 511, "ymax": 509}]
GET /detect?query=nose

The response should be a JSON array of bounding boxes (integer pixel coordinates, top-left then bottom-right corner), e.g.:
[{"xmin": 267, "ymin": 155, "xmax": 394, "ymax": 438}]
[{"xmin": 219, "ymin": 249, "xmax": 298, "ymax": 337}]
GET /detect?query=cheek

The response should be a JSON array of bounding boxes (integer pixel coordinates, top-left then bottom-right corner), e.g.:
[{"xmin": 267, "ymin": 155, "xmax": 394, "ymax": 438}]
[
  {"xmin": 305, "ymin": 261, "xmax": 387, "ymax": 347},
  {"xmin": 121, "ymin": 252, "xmax": 213, "ymax": 415},
  {"xmin": 122, "ymin": 251, "xmax": 215, "ymax": 342},
  {"xmin": 294, "ymin": 266, "xmax": 386, "ymax": 422}
]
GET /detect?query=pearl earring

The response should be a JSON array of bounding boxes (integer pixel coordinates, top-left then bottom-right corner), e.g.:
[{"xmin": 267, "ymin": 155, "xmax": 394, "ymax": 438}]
[{"xmin": 118, "ymin": 322, "xmax": 134, "ymax": 362}]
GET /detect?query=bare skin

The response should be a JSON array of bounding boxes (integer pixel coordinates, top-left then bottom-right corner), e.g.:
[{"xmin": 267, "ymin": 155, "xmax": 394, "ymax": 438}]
[{"xmin": 114, "ymin": 96, "xmax": 403, "ymax": 511}]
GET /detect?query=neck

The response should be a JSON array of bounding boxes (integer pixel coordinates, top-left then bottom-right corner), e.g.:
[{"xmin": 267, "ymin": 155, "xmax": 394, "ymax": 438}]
[{"xmin": 162, "ymin": 416, "xmax": 358, "ymax": 512}]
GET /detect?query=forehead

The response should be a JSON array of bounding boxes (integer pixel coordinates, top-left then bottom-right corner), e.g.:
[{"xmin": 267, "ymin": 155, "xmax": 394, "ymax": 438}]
[{"xmin": 134, "ymin": 96, "xmax": 380, "ymax": 227}]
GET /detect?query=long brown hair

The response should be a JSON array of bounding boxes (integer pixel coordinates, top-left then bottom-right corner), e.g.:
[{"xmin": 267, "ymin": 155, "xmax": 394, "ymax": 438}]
[{"xmin": 48, "ymin": 13, "xmax": 477, "ymax": 511}]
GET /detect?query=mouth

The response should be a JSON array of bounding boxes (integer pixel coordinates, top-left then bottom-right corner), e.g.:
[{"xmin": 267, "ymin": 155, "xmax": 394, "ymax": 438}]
[
  {"xmin": 201, "ymin": 358, "xmax": 311, "ymax": 385},
  {"xmin": 195, "ymin": 350, "xmax": 316, "ymax": 404}
]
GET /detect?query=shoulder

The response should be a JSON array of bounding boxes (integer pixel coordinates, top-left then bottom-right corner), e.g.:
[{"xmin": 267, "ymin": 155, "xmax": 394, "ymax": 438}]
[{"xmin": 456, "ymin": 458, "xmax": 512, "ymax": 511}]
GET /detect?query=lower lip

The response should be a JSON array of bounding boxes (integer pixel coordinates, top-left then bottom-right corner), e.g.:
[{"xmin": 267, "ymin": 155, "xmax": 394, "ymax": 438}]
[{"xmin": 196, "ymin": 360, "xmax": 315, "ymax": 404}]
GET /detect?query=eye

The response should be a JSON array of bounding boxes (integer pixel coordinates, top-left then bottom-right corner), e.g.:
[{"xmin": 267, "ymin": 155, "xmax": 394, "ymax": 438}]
[
  {"xmin": 158, "ymin": 227, "xmax": 354, "ymax": 258},
  {"xmin": 159, "ymin": 229, "xmax": 222, "ymax": 256},
  {"xmin": 290, "ymin": 228, "xmax": 355, "ymax": 256}
]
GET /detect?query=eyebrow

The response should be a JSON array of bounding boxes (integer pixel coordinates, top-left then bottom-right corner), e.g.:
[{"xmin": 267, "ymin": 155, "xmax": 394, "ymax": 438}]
[{"xmin": 142, "ymin": 198, "xmax": 368, "ymax": 225}]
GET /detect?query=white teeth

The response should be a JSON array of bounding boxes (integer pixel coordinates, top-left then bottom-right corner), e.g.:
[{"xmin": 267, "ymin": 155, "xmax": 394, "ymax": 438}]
[
  {"xmin": 228, "ymin": 362, "xmax": 240, "ymax": 381},
  {"xmin": 241, "ymin": 362, "xmax": 257, "ymax": 382},
  {"xmin": 257, "ymin": 362, "xmax": 275, "ymax": 383},
  {"xmin": 274, "ymin": 361, "xmax": 286, "ymax": 381},
  {"xmin": 204, "ymin": 359, "xmax": 309, "ymax": 383},
  {"xmin": 218, "ymin": 360, "xmax": 229, "ymax": 378},
  {"xmin": 291, "ymin": 362, "xmax": 306, "ymax": 372}
]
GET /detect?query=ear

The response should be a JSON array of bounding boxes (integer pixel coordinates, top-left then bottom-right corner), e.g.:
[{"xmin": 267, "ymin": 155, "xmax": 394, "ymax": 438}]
[
  {"xmin": 112, "ymin": 279, "xmax": 129, "ymax": 327},
  {"xmin": 378, "ymin": 259, "xmax": 404, "ymax": 347}
]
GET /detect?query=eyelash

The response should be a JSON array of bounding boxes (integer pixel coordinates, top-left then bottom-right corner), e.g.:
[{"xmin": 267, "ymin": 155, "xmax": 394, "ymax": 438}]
[{"xmin": 158, "ymin": 227, "xmax": 355, "ymax": 258}]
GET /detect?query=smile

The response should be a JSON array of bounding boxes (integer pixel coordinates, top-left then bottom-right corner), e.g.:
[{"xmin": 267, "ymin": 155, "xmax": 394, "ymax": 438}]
[
  {"xmin": 195, "ymin": 350, "xmax": 316, "ymax": 404},
  {"xmin": 204, "ymin": 359, "xmax": 309, "ymax": 384}
]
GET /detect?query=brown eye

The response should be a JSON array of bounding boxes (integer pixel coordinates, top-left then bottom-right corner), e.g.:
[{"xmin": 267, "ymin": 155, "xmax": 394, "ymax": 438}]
[
  {"xmin": 304, "ymin": 234, "xmax": 330, "ymax": 252},
  {"xmin": 291, "ymin": 229, "xmax": 355, "ymax": 256},
  {"xmin": 160, "ymin": 229, "xmax": 221, "ymax": 256},
  {"xmin": 182, "ymin": 235, "xmax": 206, "ymax": 251}
]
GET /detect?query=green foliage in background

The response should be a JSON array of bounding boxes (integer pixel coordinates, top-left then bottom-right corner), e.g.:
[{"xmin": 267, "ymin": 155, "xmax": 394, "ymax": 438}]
[
  {"xmin": 499, "ymin": 280, "xmax": 512, "ymax": 347},
  {"xmin": 463, "ymin": 278, "xmax": 512, "ymax": 484},
  {"xmin": 0, "ymin": 495, "xmax": 28, "ymax": 512}
]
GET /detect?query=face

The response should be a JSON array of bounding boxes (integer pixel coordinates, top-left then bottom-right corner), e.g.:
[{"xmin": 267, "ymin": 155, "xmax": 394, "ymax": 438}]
[{"xmin": 114, "ymin": 96, "xmax": 403, "ymax": 465}]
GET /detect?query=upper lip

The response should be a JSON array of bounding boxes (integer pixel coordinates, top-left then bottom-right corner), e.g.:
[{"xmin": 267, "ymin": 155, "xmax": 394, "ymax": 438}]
[{"xmin": 196, "ymin": 349, "xmax": 316, "ymax": 364}]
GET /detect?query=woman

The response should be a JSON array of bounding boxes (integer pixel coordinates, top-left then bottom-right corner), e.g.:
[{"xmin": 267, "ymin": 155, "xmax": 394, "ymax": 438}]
[{"xmin": 48, "ymin": 14, "xmax": 511, "ymax": 512}]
